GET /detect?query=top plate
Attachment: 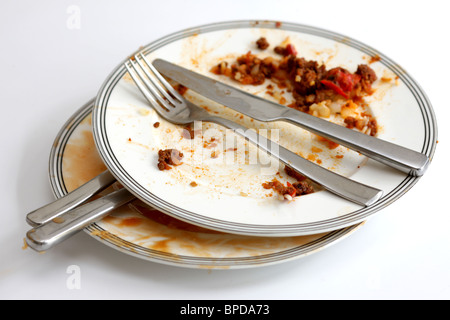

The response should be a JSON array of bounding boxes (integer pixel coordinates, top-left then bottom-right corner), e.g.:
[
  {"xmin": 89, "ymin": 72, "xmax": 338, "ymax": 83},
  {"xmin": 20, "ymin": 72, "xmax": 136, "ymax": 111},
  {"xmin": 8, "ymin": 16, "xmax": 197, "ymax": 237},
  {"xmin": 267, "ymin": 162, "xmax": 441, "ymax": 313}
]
[{"xmin": 92, "ymin": 20, "xmax": 437, "ymax": 236}]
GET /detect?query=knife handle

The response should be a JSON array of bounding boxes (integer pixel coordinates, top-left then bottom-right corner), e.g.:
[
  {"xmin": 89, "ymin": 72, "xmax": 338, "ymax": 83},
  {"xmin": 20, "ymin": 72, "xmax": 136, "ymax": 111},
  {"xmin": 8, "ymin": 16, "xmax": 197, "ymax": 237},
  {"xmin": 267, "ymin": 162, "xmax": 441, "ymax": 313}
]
[
  {"xmin": 25, "ymin": 188, "xmax": 135, "ymax": 252},
  {"xmin": 208, "ymin": 116, "xmax": 383, "ymax": 207},
  {"xmin": 285, "ymin": 109, "xmax": 429, "ymax": 177},
  {"xmin": 26, "ymin": 170, "xmax": 116, "ymax": 227}
]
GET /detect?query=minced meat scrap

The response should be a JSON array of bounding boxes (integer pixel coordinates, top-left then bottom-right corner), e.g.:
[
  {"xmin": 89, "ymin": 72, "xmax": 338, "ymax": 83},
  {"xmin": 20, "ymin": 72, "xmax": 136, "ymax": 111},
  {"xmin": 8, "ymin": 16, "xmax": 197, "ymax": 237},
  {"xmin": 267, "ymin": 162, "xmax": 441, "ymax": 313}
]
[
  {"xmin": 344, "ymin": 115, "xmax": 378, "ymax": 136},
  {"xmin": 274, "ymin": 43, "xmax": 298, "ymax": 56},
  {"xmin": 263, "ymin": 178, "xmax": 314, "ymax": 200},
  {"xmin": 284, "ymin": 165, "xmax": 307, "ymax": 181},
  {"xmin": 256, "ymin": 37, "xmax": 270, "ymax": 50},
  {"xmin": 210, "ymin": 42, "xmax": 377, "ymax": 113},
  {"xmin": 157, "ymin": 149, "xmax": 184, "ymax": 170},
  {"xmin": 263, "ymin": 166, "xmax": 314, "ymax": 200}
]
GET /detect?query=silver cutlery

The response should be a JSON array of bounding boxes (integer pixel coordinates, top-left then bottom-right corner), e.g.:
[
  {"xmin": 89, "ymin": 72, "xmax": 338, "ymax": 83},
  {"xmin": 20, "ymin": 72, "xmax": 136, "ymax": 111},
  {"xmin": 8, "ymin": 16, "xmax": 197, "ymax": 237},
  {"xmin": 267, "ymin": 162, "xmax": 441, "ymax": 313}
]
[
  {"xmin": 152, "ymin": 59, "xmax": 429, "ymax": 177},
  {"xmin": 125, "ymin": 53, "xmax": 382, "ymax": 206},
  {"xmin": 26, "ymin": 187, "xmax": 135, "ymax": 252},
  {"xmin": 26, "ymin": 170, "xmax": 116, "ymax": 227}
]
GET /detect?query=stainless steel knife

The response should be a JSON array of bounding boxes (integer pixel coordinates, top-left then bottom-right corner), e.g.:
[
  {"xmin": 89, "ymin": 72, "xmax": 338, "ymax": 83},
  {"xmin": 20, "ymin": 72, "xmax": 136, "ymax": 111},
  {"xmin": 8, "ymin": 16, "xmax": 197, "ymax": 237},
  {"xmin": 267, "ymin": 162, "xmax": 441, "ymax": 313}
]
[{"xmin": 153, "ymin": 58, "xmax": 429, "ymax": 176}]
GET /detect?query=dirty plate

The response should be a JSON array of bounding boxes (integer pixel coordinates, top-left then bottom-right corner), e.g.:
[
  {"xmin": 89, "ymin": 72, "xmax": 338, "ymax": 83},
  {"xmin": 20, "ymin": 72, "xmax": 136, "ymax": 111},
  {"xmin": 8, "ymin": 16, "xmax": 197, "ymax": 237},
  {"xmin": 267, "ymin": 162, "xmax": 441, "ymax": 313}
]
[
  {"xmin": 92, "ymin": 20, "xmax": 437, "ymax": 236},
  {"xmin": 49, "ymin": 99, "xmax": 364, "ymax": 269}
]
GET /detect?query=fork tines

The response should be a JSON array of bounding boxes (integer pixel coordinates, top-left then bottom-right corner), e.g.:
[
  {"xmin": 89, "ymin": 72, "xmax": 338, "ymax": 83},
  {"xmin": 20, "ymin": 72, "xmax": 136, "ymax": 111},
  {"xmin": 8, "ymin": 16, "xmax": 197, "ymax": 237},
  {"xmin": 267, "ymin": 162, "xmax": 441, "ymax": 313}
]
[{"xmin": 124, "ymin": 53, "xmax": 182, "ymax": 111}]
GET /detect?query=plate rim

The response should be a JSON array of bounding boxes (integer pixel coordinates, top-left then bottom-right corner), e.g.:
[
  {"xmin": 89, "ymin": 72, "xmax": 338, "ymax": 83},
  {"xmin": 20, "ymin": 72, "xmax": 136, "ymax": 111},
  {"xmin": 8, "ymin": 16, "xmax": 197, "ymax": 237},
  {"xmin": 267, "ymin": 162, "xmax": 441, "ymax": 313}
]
[
  {"xmin": 48, "ymin": 99, "xmax": 364, "ymax": 269},
  {"xmin": 92, "ymin": 19, "xmax": 438, "ymax": 236}
]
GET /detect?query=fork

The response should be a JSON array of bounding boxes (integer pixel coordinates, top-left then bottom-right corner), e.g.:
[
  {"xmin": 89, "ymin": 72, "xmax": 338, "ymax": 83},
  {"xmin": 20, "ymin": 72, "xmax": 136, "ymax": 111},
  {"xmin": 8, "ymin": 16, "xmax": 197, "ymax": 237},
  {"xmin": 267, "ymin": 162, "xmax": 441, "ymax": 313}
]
[{"xmin": 124, "ymin": 53, "xmax": 383, "ymax": 206}]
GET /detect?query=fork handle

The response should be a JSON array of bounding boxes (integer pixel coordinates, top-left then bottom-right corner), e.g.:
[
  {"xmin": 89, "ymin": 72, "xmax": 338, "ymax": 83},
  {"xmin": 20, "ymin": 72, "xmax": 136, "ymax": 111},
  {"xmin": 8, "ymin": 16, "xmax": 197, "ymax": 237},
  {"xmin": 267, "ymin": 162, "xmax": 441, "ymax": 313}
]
[
  {"xmin": 25, "ymin": 188, "xmax": 135, "ymax": 252},
  {"xmin": 26, "ymin": 170, "xmax": 116, "ymax": 227},
  {"xmin": 208, "ymin": 116, "xmax": 383, "ymax": 206}
]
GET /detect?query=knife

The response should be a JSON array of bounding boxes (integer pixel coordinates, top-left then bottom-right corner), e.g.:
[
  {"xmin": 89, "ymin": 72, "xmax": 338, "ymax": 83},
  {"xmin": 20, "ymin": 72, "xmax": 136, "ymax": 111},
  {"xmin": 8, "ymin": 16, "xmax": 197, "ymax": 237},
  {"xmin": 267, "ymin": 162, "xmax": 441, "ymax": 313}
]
[{"xmin": 153, "ymin": 58, "xmax": 430, "ymax": 177}]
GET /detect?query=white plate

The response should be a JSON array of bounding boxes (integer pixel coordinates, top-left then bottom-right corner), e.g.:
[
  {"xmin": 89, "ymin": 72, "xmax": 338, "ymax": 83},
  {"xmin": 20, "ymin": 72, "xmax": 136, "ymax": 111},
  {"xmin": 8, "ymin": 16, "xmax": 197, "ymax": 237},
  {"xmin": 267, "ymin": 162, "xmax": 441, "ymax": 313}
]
[
  {"xmin": 49, "ymin": 99, "xmax": 364, "ymax": 269},
  {"xmin": 92, "ymin": 20, "xmax": 437, "ymax": 236}
]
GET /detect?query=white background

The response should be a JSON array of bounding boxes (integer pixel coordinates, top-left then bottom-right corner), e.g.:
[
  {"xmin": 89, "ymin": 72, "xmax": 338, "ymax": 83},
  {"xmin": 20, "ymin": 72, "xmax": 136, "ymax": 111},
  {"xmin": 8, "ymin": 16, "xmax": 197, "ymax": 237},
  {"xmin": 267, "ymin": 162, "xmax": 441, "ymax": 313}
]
[{"xmin": 1, "ymin": 0, "xmax": 448, "ymax": 300}]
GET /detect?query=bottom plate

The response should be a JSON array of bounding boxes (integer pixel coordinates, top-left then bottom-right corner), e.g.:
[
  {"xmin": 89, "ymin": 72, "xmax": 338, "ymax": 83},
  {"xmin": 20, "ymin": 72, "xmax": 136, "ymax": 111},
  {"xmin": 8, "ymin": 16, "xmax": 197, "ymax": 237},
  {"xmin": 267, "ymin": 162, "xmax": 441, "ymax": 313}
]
[{"xmin": 48, "ymin": 99, "xmax": 364, "ymax": 269}]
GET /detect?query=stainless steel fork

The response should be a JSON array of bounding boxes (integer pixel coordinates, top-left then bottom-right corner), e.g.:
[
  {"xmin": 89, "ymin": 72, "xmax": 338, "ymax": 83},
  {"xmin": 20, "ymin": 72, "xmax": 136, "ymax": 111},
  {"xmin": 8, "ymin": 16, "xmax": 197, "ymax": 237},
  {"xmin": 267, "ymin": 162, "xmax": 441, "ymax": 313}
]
[{"xmin": 125, "ymin": 53, "xmax": 383, "ymax": 207}]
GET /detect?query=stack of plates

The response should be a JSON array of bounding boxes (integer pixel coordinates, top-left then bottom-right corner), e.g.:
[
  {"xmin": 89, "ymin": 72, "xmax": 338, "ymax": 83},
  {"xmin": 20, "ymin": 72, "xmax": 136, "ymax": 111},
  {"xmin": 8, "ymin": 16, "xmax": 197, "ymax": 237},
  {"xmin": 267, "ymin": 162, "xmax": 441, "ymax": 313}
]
[{"xmin": 48, "ymin": 20, "xmax": 437, "ymax": 269}]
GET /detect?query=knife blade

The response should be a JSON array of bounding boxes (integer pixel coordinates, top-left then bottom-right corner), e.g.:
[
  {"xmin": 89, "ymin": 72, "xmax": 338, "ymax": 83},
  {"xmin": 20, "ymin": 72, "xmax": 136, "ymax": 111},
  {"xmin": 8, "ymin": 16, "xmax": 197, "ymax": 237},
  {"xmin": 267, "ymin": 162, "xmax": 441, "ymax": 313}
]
[{"xmin": 153, "ymin": 58, "xmax": 430, "ymax": 177}]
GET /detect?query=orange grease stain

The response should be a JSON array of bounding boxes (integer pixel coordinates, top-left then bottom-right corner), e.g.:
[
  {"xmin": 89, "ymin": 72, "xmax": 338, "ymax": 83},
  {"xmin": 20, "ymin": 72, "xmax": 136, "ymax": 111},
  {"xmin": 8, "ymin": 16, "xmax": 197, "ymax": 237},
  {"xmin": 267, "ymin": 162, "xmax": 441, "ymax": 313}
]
[
  {"xmin": 316, "ymin": 136, "xmax": 339, "ymax": 149},
  {"xmin": 62, "ymin": 123, "xmax": 107, "ymax": 192},
  {"xmin": 311, "ymin": 146, "xmax": 323, "ymax": 153},
  {"xmin": 118, "ymin": 217, "xmax": 143, "ymax": 227},
  {"xmin": 134, "ymin": 203, "xmax": 221, "ymax": 234}
]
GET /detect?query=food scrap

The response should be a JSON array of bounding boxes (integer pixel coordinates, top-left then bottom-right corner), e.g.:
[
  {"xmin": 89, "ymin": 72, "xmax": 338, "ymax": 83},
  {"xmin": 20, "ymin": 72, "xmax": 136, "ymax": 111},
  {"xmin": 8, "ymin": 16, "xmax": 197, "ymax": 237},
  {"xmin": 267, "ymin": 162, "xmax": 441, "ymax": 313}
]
[
  {"xmin": 262, "ymin": 178, "xmax": 314, "ymax": 201},
  {"xmin": 256, "ymin": 37, "xmax": 270, "ymax": 50},
  {"xmin": 210, "ymin": 37, "xmax": 378, "ymax": 136},
  {"xmin": 157, "ymin": 149, "xmax": 184, "ymax": 171},
  {"xmin": 173, "ymin": 83, "xmax": 188, "ymax": 96},
  {"xmin": 263, "ymin": 166, "xmax": 314, "ymax": 201}
]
